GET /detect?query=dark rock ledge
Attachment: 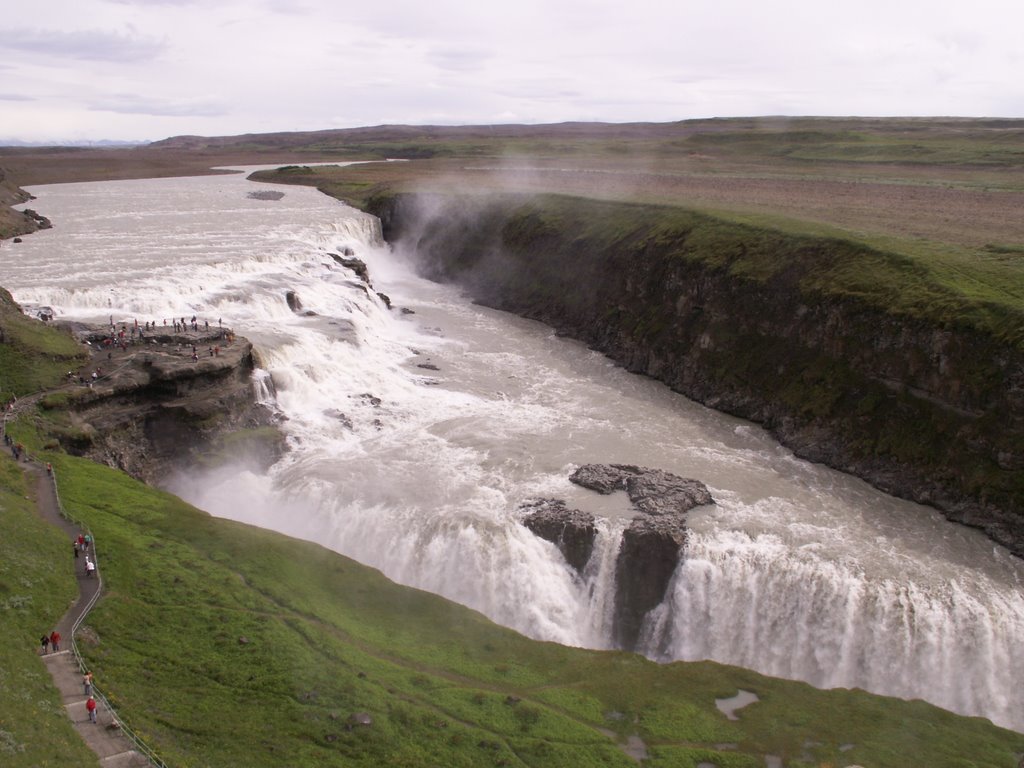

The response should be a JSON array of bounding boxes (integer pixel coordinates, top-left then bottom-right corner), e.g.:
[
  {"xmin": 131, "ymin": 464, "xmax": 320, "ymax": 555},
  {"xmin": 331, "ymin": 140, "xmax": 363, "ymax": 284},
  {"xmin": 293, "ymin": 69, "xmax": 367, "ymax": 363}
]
[{"xmin": 51, "ymin": 321, "xmax": 283, "ymax": 485}]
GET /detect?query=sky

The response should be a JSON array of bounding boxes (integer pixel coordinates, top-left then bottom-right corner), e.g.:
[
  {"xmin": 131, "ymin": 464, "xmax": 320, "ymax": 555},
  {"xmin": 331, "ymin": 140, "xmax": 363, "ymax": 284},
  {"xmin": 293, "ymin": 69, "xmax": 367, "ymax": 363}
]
[{"xmin": 1, "ymin": 0, "xmax": 1022, "ymax": 143}]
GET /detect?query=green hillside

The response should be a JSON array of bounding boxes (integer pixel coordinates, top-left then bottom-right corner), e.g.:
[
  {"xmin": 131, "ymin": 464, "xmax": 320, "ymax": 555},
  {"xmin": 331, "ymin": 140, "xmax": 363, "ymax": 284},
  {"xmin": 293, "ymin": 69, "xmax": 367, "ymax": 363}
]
[
  {"xmin": 2, "ymin": 447, "xmax": 1022, "ymax": 768},
  {"xmin": 0, "ymin": 296, "xmax": 1020, "ymax": 766}
]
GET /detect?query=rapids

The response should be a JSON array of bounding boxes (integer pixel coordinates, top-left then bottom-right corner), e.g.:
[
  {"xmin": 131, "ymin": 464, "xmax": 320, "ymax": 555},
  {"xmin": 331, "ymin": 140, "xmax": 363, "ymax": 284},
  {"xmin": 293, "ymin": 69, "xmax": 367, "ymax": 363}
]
[{"xmin": 4, "ymin": 167, "xmax": 1022, "ymax": 732}]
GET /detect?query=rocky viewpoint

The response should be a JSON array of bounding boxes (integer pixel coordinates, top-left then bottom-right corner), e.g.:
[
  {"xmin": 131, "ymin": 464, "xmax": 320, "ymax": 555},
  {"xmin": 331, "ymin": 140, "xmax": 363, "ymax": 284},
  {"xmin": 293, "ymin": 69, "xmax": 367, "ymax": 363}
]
[{"xmin": 46, "ymin": 320, "xmax": 282, "ymax": 485}]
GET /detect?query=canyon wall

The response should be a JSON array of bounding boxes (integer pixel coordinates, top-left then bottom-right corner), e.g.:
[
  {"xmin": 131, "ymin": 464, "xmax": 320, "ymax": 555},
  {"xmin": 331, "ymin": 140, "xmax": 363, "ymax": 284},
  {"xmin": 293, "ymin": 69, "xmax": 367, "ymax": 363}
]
[{"xmin": 367, "ymin": 192, "xmax": 1024, "ymax": 556}]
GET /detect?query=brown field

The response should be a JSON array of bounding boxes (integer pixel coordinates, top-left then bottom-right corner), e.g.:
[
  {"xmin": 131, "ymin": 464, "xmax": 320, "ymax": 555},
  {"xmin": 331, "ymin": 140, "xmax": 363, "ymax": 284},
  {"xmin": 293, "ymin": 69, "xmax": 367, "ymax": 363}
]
[{"xmin": 3, "ymin": 116, "xmax": 1024, "ymax": 263}]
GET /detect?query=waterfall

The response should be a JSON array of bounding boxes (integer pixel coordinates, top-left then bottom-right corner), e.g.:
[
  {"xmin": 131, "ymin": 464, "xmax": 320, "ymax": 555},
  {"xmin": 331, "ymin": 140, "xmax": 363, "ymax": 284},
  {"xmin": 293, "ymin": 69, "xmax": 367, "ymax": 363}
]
[
  {"xmin": 6, "ymin": 169, "xmax": 1024, "ymax": 734},
  {"xmin": 638, "ymin": 528, "xmax": 1024, "ymax": 731}
]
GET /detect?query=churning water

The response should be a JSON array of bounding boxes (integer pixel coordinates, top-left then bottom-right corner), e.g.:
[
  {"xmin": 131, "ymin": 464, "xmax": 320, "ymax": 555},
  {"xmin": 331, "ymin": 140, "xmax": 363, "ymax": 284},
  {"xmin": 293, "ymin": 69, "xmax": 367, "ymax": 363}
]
[{"xmin": 5, "ymin": 168, "xmax": 1022, "ymax": 731}]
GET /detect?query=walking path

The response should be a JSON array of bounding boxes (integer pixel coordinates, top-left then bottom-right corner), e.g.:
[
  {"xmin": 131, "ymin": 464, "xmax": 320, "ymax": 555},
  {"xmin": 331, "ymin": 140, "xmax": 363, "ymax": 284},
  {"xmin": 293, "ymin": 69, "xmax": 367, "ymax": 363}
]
[{"xmin": 26, "ymin": 461, "xmax": 154, "ymax": 767}]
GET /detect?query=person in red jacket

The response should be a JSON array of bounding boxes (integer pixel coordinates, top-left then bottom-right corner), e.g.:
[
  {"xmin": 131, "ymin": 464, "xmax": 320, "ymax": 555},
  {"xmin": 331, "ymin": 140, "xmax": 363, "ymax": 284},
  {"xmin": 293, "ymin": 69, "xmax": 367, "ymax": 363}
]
[
  {"xmin": 49, "ymin": 630, "xmax": 60, "ymax": 652},
  {"xmin": 86, "ymin": 696, "xmax": 97, "ymax": 724}
]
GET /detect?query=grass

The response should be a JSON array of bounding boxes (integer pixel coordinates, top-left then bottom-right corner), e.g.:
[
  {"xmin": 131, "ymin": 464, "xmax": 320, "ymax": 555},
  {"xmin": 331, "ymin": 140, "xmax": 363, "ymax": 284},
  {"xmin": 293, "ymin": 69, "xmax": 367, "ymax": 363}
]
[
  {"xmin": 0, "ymin": 456, "xmax": 100, "ymax": 767},
  {"xmin": 0, "ymin": 445, "xmax": 1015, "ymax": 767},
  {"xmin": 0, "ymin": 288, "xmax": 88, "ymax": 402}
]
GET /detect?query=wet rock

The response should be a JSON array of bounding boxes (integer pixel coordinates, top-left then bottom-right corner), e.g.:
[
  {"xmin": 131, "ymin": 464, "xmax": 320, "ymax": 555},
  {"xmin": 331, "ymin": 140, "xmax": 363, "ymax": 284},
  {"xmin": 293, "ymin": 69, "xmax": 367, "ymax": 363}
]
[
  {"xmin": 625, "ymin": 470, "xmax": 713, "ymax": 515},
  {"xmin": 613, "ymin": 513, "xmax": 688, "ymax": 650},
  {"xmin": 330, "ymin": 254, "xmax": 370, "ymax": 283},
  {"xmin": 417, "ymin": 363, "xmax": 440, "ymax": 371},
  {"xmin": 247, "ymin": 190, "xmax": 285, "ymax": 201},
  {"xmin": 285, "ymin": 290, "xmax": 302, "ymax": 312},
  {"xmin": 569, "ymin": 463, "xmax": 639, "ymax": 494},
  {"xmin": 376, "ymin": 292, "xmax": 392, "ymax": 309},
  {"xmin": 521, "ymin": 499, "xmax": 597, "ymax": 574},
  {"xmin": 571, "ymin": 463, "xmax": 714, "ymax": 514}
]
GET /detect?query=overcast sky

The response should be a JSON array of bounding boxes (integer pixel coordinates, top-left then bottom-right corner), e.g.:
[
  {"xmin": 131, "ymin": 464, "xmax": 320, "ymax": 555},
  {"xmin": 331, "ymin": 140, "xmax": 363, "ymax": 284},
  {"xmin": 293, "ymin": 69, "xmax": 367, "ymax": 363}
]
[{"xmin": 1, "ymin": 0, "xmax": 1022, "ymax": 143}]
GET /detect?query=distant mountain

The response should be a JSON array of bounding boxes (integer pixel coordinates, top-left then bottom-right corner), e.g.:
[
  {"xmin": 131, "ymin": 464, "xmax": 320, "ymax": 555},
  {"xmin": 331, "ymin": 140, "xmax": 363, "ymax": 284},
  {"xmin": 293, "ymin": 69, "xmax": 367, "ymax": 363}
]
[{"xmin": 0, "ymin": 138, "xmax": 148, "ymax": 148}]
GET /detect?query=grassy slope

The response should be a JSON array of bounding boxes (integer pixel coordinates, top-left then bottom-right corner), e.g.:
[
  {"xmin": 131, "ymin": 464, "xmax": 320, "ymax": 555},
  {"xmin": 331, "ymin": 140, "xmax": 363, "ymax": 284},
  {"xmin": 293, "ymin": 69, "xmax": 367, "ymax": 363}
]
[
  {"xmin": 0, "ymin": 287, "xmax": 88, "ymax": 402},
  {"xmin": 0, "ymin": 450, "xmax": 1013, "ymax": 768},
  {"xmin": 0, "ymin": 458, "xmax": 100, "ymax": 767}
]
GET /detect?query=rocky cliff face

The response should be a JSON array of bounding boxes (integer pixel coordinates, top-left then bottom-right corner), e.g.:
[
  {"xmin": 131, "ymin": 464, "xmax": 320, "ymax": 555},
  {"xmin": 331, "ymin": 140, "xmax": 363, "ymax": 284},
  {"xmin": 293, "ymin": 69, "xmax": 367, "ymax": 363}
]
[
  {"xmin": 52, "ymin": 324, "xmax": 283, "ymax": 485},
  {"xmin": 0, "ymin": 167, "xmax": 52, "ymax": 240},
  {"xmin": 369, "ymin": 192, "xmax": 1024, "ymax": 557},
  {"xmin": 522, "ymin": 464, "xmax": 713, "ymax": 651}
]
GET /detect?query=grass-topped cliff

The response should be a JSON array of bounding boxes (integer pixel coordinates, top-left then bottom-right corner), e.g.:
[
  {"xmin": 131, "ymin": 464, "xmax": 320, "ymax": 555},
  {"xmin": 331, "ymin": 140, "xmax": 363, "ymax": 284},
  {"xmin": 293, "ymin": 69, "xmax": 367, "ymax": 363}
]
[{"xmin": 2, "ymin": 287, "xmax": 1024, "ymax": 766}]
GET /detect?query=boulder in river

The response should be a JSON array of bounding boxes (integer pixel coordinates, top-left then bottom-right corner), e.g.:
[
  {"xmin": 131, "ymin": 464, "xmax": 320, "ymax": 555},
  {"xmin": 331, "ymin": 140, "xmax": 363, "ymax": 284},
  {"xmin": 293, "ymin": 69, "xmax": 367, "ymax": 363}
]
[
  {"xmin": 520, "ymin": 499, "xmax": 597, "ymax": 574},
  {"xmin": 570, "ymin": 463, "xmax": 714, "ymax": 515},
  {"xmin": 613, "ymin": 513, "xmax": 688, "ymax": 650}
]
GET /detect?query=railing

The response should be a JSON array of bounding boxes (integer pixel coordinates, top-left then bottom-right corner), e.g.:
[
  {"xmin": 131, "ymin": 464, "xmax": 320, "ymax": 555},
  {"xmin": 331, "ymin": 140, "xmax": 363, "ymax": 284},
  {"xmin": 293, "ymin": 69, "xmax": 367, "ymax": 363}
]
[{"xmin": 4, "ymin": 405, "xmax": 170, "ymax": 768}]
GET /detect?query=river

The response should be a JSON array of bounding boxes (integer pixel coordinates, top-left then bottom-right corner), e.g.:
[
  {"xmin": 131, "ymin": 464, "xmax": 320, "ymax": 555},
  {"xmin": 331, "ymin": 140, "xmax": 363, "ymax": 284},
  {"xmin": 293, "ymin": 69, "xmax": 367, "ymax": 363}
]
[{"xmin": 4, "ymin": 167, "xmax": 1022, "ymax": 732}]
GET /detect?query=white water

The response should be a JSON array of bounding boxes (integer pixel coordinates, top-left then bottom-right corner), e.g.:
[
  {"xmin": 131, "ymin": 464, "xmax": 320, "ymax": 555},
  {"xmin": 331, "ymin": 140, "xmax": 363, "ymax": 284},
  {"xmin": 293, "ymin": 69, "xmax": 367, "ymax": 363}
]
[{"xmin": 4, "ymin": 169, "xmax": 1023, "ymax": 732}]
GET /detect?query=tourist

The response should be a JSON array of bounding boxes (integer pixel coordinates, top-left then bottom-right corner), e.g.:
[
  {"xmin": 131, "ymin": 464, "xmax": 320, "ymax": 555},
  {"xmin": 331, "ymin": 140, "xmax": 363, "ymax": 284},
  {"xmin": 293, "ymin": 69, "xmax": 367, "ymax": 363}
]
[
  {"xmin": 40, "ymin": 634, "xmax": 50, "ymax": 654},
  {"xmin": 84, "ymin": 533, "xmax": 92, "ymax": 551},
  {"xmin": 83, "ymin": 671, "xmax": 93, "ymax": 695},
  {"xmin": 86, "ymin": 695, "xmax": 97, "ymax": 724},
  {"xmin": 85, "ymin": 558, "xmax": 96, "ymax": 578},
  {"xmin": 50, "ymin": 630, "xmax": 61, "ymax": 652}
]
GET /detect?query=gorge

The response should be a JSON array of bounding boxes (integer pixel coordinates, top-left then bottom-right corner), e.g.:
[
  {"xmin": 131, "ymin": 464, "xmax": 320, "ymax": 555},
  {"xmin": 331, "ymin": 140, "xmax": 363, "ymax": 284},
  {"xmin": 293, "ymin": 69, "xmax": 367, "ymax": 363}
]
[{"xmin": 3, "ymin": 167, "xmax": 1023, "ymax": 735}]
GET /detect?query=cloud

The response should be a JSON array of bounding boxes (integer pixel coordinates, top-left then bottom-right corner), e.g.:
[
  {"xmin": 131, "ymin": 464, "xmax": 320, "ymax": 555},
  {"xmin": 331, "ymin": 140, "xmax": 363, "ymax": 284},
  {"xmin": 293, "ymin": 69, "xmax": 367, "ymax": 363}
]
[
  {"xmin": 88, "ymin": 94, "xmax": 226, "ymax": 117},
  {"xmin": 107, "ymin": 0, "xmax": 201, "ymax": 5},
  {"xmin": 0, "ymin": 93, "xmax": 35, "ymax": 101},
  {"xmin": 428, "ymin": 47, "xmax": 492, "ymax": 73},
  {"xmin": 0, "ymin": 26, "xmax": 165, "ymax": 63}
]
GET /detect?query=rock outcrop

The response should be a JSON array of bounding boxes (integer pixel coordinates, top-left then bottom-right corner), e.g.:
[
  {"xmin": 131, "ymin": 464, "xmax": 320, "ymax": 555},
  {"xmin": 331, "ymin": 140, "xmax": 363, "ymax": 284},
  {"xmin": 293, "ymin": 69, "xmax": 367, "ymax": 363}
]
[
  {"xmin": 53, "ymin": 323, "xmax": 283, "ymax": 485},
  {"xmin": 330, "ymin": 253, "xmax": 370, "ymax": 283},
  {"xmin": 614, "ymin": 513, "xmax": 688, "ymax": 650},
  {"xmin": 571, "ymin": 463, "xmax": 714, "ymax": 515},
  {"xmin": 521, "ymin": 464, "xmax": 714, "ymax": 651},
  {"xmin": 520, "ymin": 499, "xmax": 597, "ymax": 573},
  {"xmin": 0, "ymin": 168, "xmax": 50, "ymax": 240}
]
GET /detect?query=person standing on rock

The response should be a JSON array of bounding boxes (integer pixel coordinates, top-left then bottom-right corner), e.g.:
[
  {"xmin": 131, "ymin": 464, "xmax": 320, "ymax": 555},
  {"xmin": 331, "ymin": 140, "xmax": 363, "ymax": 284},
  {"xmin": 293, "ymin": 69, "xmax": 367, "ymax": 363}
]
[{"xmin": 86, "ymin": 695, "xmax": 97, "ymax": 724}]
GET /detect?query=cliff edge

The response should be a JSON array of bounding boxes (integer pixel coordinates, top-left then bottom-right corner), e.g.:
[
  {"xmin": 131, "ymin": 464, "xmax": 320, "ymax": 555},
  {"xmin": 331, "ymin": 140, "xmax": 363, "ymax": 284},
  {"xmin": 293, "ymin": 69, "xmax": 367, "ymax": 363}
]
[
  {"xmin": 40, "ymin": 321, "xmax": 282, "ymax": 485},
  {"xmin": 367, "ymin": 191, "xmax": 1024, "ymax": 556}
]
